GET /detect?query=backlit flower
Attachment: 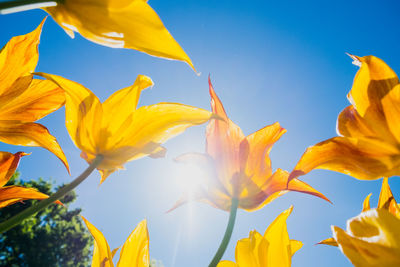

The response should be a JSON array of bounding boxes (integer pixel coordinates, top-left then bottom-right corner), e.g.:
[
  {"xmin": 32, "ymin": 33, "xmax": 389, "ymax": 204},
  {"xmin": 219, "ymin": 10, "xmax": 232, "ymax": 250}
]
[
  {"xmin": 0, "ymin": 151, "xmax": 55, "ymax": 208},
  {"xmin": 82, "ymin": 216, "xmax": 149, "ymax": 267},
  {"xmin": 37, "ymin": 73, "xmax": 215, "ymax": 183},
  {"xmin": 41, "ymin": 0, "xmax": 194, "ymax": 69},
  {"xmin": 289, "ymin": 55, "xmax": 400, "ymax": 182},
  {"xmin": 0, "ymin": 19, "xmax": 68, "ymax": 171},
  {"xmin": 170, "ymin": 78, "xmax": 328, "ymax": 212},
  {"xmin": 217, "ymin": 206, "xmax": 302, "ymax": 267}
]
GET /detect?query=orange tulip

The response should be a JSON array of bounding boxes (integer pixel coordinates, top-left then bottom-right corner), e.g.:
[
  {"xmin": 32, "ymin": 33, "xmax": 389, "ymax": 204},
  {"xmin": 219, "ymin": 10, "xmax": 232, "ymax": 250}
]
[
  {"xmin": 171, "ymin": 78, "xmax": 328, "ymax": 212},
  {"xmin": 0, "ymin": 19, "xmax": 68, "ymax": 171},
  {"xmin": 289, "ymin": 55, "xmax": 400, "ymax": 182},
  {"xmin": 0, "ymin": 151, "xmax": 55, "ymax": 208}
]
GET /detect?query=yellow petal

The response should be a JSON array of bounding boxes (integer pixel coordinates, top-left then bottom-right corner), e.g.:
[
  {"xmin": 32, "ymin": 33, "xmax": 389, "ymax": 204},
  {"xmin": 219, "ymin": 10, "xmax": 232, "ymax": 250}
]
[
  {"xmin": 102, "ymin": 75, "xmax": 153, "ymax": 135},
  {"xmin": 235, "ymin": 237, "xmax": 259, "ymax": 267},
  {"xmin": 289, "ymin": 136, "xmax": 400, "ymax": 181},
  {"xmin": 44, "ymin": 1, "xmax": 194, "ymax": 69},
  {"xmin": 263, "ymin": 206, "xmax": 296, "ymax": 267},
  {"xmin": 363, "ymin": 193, "xmax": 372, "ymax": 212},
  {"xmin": 333, "ymin": 209, "xmax": 400, "ymax": 267},
  {"xmin": 378, "ymin": 178, "xmax": 400, "ymax": 218},
  {"xmin": 0, "ymin": 78, "xmax": 65, "ymax": 122},
  {"xmin": 347, "ymin": 55, "xmax": 398, "ymax": 117},
  {"xmin": 35, "ymin": 72, "xmax": 102, "ymax": 156},
  {"xmin": 217, "ymin": 261, "xmax": 238, "ymax": 267},
  {"xmin": 0, "ymin": 19, "xmax": 45, "ymax": 95},
  {"xmin": 0, "ymin": 122, "xmax": 69, "ymax": 172},
  {"xmin": 289, "ymin": 240, "xmax": 303, "ymax": 256},
  {"xmin": 317, "ymin": 237, "xmax": 338, "ymax": 247},
  {"xmin": 81, "ymin": 216, "xmax": 114, "ymax": 267},
  {"xmin": 382, "ymin": 84, "xmax": 400, "ymax": 143},
  {"xmin": 0, "ymin": 185, "xmax": 50, "ymax": 208},
  {"xmin": 0, "ymin": 151, "xmax": 27, "ymax": 187},
  {"xmin": 117, "ymin": 220, "xmax": 149, "ymax": 267}
]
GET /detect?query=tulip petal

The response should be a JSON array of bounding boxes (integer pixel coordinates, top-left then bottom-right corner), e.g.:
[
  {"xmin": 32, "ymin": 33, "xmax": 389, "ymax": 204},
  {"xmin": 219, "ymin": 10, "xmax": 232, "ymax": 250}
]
[
  {"xmin": 45, "ymin": 0, "xmax": 194, "ymax": 69},
  {"xmin": 0, "ymin": 151, "xmax": 27, "ymax": 187},
  {"xmin": 333, "ymin": 209, "xmax": 400, "ymax": 267},
  {"xmin": 382, "ymin": 84, "xmax": 400, "ymax": 143},
  {"xmin": 318, "ymin": 237, "xmax": 338, "ymax": 247},
  {"xmin": 0, "ymin": 122, "xmax": 69, "ymax": 172},
  {"xmin": 289, "ymin": 136, "xmax": 400, "ymax": 181},
  {"xmin": 216, "ymin": 261, "xmax": 238, "ymax": 267},
  {"xmin": 263, "ymin": 206, "xmax": 295, "ymax": 267},
  {"xmin": 117, "ymin": 220, "xmax": 149, "ymax": 267},
  {"xmin": 207, "ymin": 78, "xmax": 245, "ymax": 195},
  {"xmin": 0, "ymin": 78, "xmax": 65, "ymax": 122},
  {"xmin": 35, "ymin": 72, "xmax": 102, "ymax": 156},
  {"xmin": 119, "ymin": 103, "xmax": 214, "ymax": 156},
  {"xmin": 102, "ymin": 75, "xmax": 153, "ymax": 134},
  {"xmin": 81, "ymin": 216, "xmax": 114, "ymax": 267},
  {"xmin": 363, "ymin": 193, "xmax": 372, "ymax": 212},
  {"xmin": 0, "ymin": 18, "xmax": 44, "ymax": 94},
  {"xmin": 243, "ymin": 122, "xmax": 286, "ymax": 185},
  {"xmin": 235, "ymin": 237, "xmax": 258, "ymax": 267},
  {"xmin": 0, "ymin": 185, "xmax": 50, "ymax": 208},
  {"xmin": 347, "ymin": 55, "xmax": 398, "ymax": 117},
  {"xmin": 378, "ymin": 178, "xmax": 400, "ymax": 218},
  {"xmin": 289, "ymin": 240, "xmax": 303, "ymax": 256}
]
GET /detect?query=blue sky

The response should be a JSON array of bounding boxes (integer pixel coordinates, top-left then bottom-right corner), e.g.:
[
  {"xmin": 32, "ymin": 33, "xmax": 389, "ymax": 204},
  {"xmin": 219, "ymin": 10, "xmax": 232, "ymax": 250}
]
[{"xmin": 1, "ymin": 0, "xmax": 400, "ymax": 266}]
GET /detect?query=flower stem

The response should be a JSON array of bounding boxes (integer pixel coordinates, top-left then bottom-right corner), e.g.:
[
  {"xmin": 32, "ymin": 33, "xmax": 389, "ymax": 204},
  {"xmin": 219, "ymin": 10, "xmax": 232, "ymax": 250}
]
[
  {"xmin": 0, "ymin": 0, "xmax": 58, "ymax": 15},
  {"xmin": 208, "ymin": 198, "xmax": 239, "ymax": 267},
  {"xmin": 0, "ymin": 155, "xmax": 103, "ymax": 234}
]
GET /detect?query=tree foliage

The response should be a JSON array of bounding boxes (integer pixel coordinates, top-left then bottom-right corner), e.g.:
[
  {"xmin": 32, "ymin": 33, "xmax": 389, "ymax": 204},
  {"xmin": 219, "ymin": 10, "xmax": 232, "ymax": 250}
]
[{"xmin": 0, "ymin": 172, "xmax": 93, "ymax": 267}]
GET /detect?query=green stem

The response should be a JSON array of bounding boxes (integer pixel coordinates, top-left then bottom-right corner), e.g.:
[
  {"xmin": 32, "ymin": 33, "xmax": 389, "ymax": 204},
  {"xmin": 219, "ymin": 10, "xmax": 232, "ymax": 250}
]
[
  {"xmin": 0, "ymin": 155, "xmax": 103, "ymax": 234},
  {"xmin": 208, "ymin": 198, "xmax": 239, "ymax": 267},
  {"xmin": 0, "ymin": 0, "xmax": 58, "ymax": 14}
]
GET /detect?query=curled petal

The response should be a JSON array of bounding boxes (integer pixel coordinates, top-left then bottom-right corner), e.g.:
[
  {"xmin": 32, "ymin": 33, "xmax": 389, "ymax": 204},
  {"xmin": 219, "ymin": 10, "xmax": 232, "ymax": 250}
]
[
  {"xmin": 82, "ymin": 216, "xmax": 114, "ymax": 267},
  {"xmin": 0, "ymin": 18, "xmax": 45, "ymax": 94},
  {"xmin": 117, "ymin": 220, "xmax": 149, "ymax": 267},
  {"xmin": 378, "ymin": 178, "xmax": 400, "ymax": 218},
  {"xmin": 363, "ymin": 193, "xmax": 372, "ymax": 212},
  {"xmin": 318, "ymin": 237, "xmax": 338, "ymax": 247},
  {"xmin": 382, "ymin": 84, "xmax": 400, "ymax": 143},
  {"xmin": 333, "ymin": 209, "xmax": 400, "ymax": 267},
  {"xmin": 44, "ymin": 1, "xmax": 194, "ymax": 69},
  {"xmin": 0, "ymin": 122, "xmax": 69, "ymax": 172},
  {"xmin": 289, "ymin": 136, "xmax": 400, "ymax": 181},
  {"xmin": 0, "ymin": 151, "xmax": 27, "ymax": 187}
]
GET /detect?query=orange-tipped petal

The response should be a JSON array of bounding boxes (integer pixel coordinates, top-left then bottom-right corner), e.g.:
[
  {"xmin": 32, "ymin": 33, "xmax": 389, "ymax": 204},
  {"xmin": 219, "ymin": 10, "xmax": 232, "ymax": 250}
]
[
  {"xmin": 378, "ymin": 178, "xmax": 400, "ymax": 218},
  {"xmin": 0, "ymin": 151, "xmax": 27, "ymax": 187},
  {"xmin": 0, "ymin": 18, "xmax": 45, "ymax": 95},
  {"xmin": 382, "ymin": 84, "xmax": 400, "ymax": 143},
  {"xmin": 117, "ymin": 220, "xmax": 149, "ymax": 267},
  {"xmin": 287, "ymin": 177, "xmax": 331, "ymax": 203},
  {"xmin": 81, "ymin": 216, "xmax": 114, "ymax": 267},
  {"xmin": 0, "ymin": 185, "xmax": 50, "ymax": 208},
  {"xmin": 243, "ymin": 122, "xmax": 286, "ymax": 184},
  {"xmin": 0, "ymin": 122, "xmax": 69, "ymax": 172},
  {"xmin": 317, "ymin": 237, "xmax": 338, "ymax": 247},
  {"xmin": 362, "ymin": 193, "xmax": 372, "ymax": 212},
  {"xmin": 289, "ymin": 136, "xmax": 400, "ymax": 181}
]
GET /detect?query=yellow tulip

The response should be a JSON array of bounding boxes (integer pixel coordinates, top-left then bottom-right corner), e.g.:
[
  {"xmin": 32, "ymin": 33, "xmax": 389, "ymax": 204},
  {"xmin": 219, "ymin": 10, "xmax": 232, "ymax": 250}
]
[
  {"xmin": 170, "ymin": 78, "xmax": 328, "ymax": 212},
  {"xmin": 218, "ymin": 206, "xmax": 302, "ymax": 267},
  {"xmin": 289, "ymin": 55, "xmax": 400, "ymax": 182},
  {"xmin": 36, "ymin": 72, "xmax": 215, "ymax": 183},
  {"xmin": 319, "ymin": 177, "xmax": 400, "ymax": 247},
  {"xmin": 82, "ymin": 216, "xmax": 149, "ymax": 267},
  {"xmin": 38, "ymin": 0, "xmax": 194, "ymax": 69},
  {"xmin": 0, "ymin": 151, "xmax": 57, "ymax": 208},
  {"xmin": 0, "ymin": 18, "xmax": 68, "ymax": 171}
]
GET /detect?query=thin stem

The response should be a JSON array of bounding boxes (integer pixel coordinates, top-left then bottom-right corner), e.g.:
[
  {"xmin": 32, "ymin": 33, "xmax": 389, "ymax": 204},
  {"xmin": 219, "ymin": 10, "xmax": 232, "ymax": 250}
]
[
  {"xmin": 0, "ymin": 155, "xmax": 103, "ymax": 234},
  {"xmin": 208, "ymin": 198, "xmax": 239, "ymax": 267},
  {"xmin": 0, "ymin": 0, "xmax": 58, "ymax": 15}
]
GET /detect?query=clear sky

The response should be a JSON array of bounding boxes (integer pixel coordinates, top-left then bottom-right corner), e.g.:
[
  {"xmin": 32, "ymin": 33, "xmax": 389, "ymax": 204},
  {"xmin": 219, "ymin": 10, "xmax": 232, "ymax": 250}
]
[{"xmin": 1, "ymin": 1, "xmax": 400, "ymax": 266}]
